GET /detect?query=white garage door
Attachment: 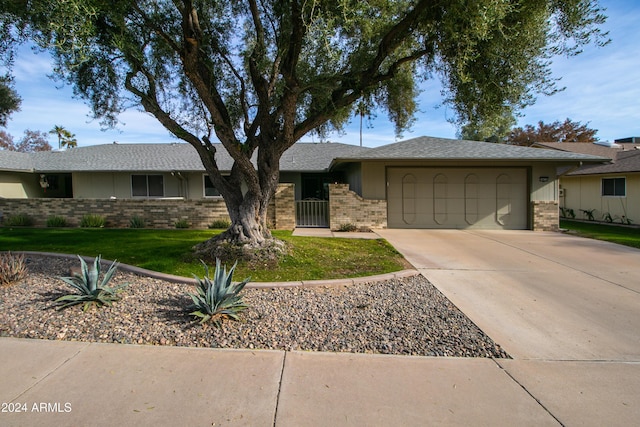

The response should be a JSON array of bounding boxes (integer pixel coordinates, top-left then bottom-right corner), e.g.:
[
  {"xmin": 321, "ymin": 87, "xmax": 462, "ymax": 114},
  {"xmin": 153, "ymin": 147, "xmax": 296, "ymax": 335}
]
[{"xmin": 387, "ymin": 168, "xmax": 528, "ymax": 229}]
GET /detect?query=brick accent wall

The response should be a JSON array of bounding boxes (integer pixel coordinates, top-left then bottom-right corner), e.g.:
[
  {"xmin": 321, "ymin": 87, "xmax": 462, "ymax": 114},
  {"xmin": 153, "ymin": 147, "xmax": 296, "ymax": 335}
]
[
  {"xmin": 0, "ymin": 183, "xmax": 298, "ymax": 230},
  {"xmin": 274, "ymin": 183, "xmax": 295, "ymax": 230},
  {"xmin": 329, "ymin": 184, "xmax": 387, "ymax": 230},
  {"xmin": 0, "ymin": 198, "xmax": 230, "ymax": 228},
  {"xmin": 532, "ymin": 201, "xmax": 559, "ymax": 231}
]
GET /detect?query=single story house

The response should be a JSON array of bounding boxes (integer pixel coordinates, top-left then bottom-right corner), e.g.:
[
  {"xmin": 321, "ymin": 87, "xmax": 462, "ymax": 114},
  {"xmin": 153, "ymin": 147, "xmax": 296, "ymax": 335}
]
[
  {"xmin": 0, "ymin": 136, "xmax": 607, "ymax": 230},
  {"xmin": 534, "ymin": 140, "xmax": 640, "ymax": 223}
]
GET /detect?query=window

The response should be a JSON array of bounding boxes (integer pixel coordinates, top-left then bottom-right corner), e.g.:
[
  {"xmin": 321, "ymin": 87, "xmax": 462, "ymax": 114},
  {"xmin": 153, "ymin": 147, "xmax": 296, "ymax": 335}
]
[
  {"xmin": 203, "ymin": 175, "xmax": 221, "ymax": 197},
  {"xmin": 602, "ymin": 177, "xmax": 625, "ymax": 197},
  {"xmin": 132, "ymin": 174, "xmax": 164, "ymax": 197}
]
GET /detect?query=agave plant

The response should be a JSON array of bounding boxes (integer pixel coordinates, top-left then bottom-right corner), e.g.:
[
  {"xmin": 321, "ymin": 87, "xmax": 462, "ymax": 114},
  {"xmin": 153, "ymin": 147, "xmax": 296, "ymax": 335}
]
[
  {"xmin": 55, "ymin": 255, "xmax": 128, "ymax": 311},
  {"xmin": 187, "ymin": 259, "xmax": 250, "ymax": 327}
]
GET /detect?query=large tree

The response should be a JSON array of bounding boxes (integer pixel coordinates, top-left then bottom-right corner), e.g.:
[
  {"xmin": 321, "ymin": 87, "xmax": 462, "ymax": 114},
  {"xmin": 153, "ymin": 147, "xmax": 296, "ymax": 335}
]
[
  {"xmin": 49, "ymin": 125, "xmax": 78, "ymax": 149},
  {"xmin": 0, "ymin": 129, "xmax": 52, "ymax": 152},
  {"xmin": 0, "ymin": 75, "xmax": 21, "ymax": 127},
  {"xmin": 0, "ymin": 0, "xmax": 608, "ymax": 255},
  {"xmin": 506, "ymin": 118, "xmax": 599, "ymax": 146}
]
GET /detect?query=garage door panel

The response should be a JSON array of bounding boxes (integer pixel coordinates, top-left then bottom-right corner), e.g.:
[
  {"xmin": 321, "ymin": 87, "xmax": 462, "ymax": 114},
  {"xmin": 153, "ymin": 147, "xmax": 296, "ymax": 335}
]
[{"xmin": 388, "ymin": 168, "xmax": 528, "ymax": 229}]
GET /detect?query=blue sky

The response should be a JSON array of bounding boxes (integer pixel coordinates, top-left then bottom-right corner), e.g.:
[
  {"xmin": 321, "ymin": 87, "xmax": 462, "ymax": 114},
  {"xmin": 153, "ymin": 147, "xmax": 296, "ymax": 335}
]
[{"xmin": 3, "ymin": 0, "xmax": 639, "ymax": 148}]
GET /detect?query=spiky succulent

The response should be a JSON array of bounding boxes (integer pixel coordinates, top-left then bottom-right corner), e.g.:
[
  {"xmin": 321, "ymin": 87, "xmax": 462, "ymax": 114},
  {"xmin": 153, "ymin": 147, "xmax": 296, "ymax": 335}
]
[
  {"xmin": 55, "ymin": 255, "xmax": 128, "ymax": 311},
  {"xmin": 0, "ymin": 252, "xmax": 27, "ymax": 286},
  {"xmin": 187, "ymin": 259, "xmax": 250, "ymax": 327}
]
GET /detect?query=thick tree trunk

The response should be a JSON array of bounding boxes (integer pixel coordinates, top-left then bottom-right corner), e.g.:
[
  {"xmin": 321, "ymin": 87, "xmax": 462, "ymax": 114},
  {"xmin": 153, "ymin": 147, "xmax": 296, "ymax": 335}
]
[
  {"xmin": 219, "ymin": 190, "xmax": 270, "ymax": 245},
  {"xmin": 192, "ymin": 140, "xmax": 288, "ymax": 264}
]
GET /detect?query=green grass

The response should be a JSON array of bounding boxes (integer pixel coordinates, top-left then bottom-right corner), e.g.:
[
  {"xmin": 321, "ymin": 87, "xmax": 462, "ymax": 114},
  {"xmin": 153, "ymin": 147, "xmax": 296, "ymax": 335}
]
[
  {"xmin": 0, "ymin": 228, "xmax": 407, "ymax": 282},
  {"xmin": 560, "ymin": 220, "xmax": 640, "ymax": 250}
]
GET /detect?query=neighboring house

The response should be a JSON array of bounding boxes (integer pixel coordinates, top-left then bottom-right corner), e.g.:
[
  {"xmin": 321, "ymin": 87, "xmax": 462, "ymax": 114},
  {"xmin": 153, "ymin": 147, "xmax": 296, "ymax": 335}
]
[
  {"xmin": 535, "ymin": 140, "xmax": 640, "ymax": 224},
  {"xmin": 1, "ymin": 136, "xmax": 606, "ymax": 230}
]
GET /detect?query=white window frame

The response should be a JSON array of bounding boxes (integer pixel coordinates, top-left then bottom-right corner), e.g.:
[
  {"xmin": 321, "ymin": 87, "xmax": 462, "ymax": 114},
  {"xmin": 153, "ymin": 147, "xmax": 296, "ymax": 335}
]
[{"xmin": 131, "ymin": 174, "xmax": 165, "ymax": 198}]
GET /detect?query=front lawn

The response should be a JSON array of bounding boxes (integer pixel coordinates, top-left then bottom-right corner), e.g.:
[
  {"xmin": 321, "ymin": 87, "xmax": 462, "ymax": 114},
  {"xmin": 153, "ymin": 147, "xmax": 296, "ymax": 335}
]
[
  {"xmin": 0, "ymin": 228, "xmax": 408, "ymax": 281},
  {"xmin": 560, "ymin": 220, "xmax": 640, "ymax": 249}
]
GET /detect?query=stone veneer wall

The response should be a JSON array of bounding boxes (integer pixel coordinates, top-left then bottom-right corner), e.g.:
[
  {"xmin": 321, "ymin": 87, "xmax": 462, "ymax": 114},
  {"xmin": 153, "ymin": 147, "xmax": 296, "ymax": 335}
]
[
  {"xmin": 0, "ymin": 183, "xmax": 296, "ymax": 229},
  {"xmin": 329, "ymin": 183, "xmax": 387, "ymax": 230},
  {"xmin": 532, "ymin": 200, "xmax": 559, "ymax": 231},
  {"xmin": 274, "ymin": 183, "xmax": 295, "ymax": 230}
]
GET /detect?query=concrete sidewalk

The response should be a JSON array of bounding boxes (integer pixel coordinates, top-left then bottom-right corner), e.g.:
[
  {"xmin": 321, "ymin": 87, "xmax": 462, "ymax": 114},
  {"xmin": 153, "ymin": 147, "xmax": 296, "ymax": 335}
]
[
  {"xmin": 1, "ymin": 338, "xmax": 560, "ymax": 426},
  {"xmin": 2, "ymin": 229, "xmax": 640, "ymax": 426}
]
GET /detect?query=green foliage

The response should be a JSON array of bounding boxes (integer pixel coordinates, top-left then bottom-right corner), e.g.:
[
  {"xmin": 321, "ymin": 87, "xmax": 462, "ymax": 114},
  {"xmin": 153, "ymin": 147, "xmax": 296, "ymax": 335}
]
[
  {"xmin": 49, "ymin": 125, "xmax": 77, "ymax": 149},
  {"xmin": 0, "ymin": 228, "xmax": 407, "ymax": 281},
  {"xmin": 4, "ymin": 213, "xmax": 34, "ymax": 226},
  {"xmin": 0, "ymin": 252, "xmax": 27, "ymax": 286},
  {"xmin": 208, "ymin": 219, "xmax": 231, "ymax": 229},
  {"xmin": 0, "ymin": 75, "xmax": 21, "ymax": 127},
  {"xmin": 602, "ymin": 213, "xmax": 633, "ymax": 225},
  {"xmin": 46, "ymin": 215, "xmax": 68, "ymax": 227},
  {"xmin": 55, "ymin": 255, "xmax": 128, "ymax": 311},
  {"xmin": 187, "ymin": 259, "xmax": 250, "ymax": 327},
  {"xmin": 580, "ymin": 209, "xmax": 596, "ymax": 221},
  {"xmin": 80, "ymin": 214, "xmax": 105, "ymax": 228},
  {"xmin": 174, "ymin": 219, "xmax": 190, "ymax": 229},
  {"xmin": 459, "ymin": 114, "xmax": 516, "ymax": 143},
  {"xmin": 0, "ymin": 0, "xmax": 609, "ymax": 242},
  {"xmin": 129, "ymin": 216, "xmax": 145, "ymax": 229},
  {"xmin": 560, "ymin": 220, "xmax": 640, "ymax": 250},
  {"xmin": 560, "ymin": 208, "xmax": 576, "ymax": 219},
  {"xmin": 337, "ymin": 223, "xmax": 358, "ymax": 232}
]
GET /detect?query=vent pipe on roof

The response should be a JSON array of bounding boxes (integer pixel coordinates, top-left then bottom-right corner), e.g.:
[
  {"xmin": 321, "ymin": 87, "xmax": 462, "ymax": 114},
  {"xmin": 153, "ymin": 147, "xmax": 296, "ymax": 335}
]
[{"xmin": 593, "ymin": 140, "xmax": 620, "ymax": 148}]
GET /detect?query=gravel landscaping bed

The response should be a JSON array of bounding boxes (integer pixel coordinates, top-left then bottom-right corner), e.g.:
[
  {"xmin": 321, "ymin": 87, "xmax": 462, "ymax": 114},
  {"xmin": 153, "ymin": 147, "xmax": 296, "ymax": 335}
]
[{"xmin": 0, "ymin": 255, "xmax": 509, "ymax": 358}]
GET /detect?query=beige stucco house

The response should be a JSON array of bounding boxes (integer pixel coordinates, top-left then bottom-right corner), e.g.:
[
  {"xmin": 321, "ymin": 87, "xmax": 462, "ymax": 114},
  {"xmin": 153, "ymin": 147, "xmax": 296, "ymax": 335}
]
[
  {"xmin": 535, "ymin": 140, "xmax": 640, "ymax": 224},
  {"xmin": 1, "ymin": 136, "xmax": 606, "ymax": 230}
]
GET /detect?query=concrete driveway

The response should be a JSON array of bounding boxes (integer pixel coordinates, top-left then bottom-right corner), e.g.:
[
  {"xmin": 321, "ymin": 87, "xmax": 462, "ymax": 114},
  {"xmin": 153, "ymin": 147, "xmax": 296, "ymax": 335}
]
[
  {"xmin": 376, "ymin": 229, "xmax": 640, "ymax": 361},
  {"xmin": 376, "ymin": 229, "xmax": 640, "ymax": 425}
]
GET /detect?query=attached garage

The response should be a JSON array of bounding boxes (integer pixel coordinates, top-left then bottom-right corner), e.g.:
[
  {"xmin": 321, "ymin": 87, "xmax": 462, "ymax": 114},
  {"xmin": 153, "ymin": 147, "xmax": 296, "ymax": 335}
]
[
  {"xmin": 330, "ymin": 137, "xmax": 608, "ymax": 231},
  {"xmin": 387, "ymin": 167, "xmax": 528, "ymax": 229}
]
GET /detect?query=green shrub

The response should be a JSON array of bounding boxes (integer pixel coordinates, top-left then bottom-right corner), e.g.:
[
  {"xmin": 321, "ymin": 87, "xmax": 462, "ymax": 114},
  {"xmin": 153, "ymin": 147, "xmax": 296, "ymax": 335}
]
[
  {"xmin": 4, "ymin": 213, "xmax": 34, "ymax": 227},
  {"xmin": 580, "ymin": 209, "xmax": 595, "ymax": 221},
  {"xmin": 55, "ymin": 255, "xmax": 128, "ymax": 311},
  {"xmin": 129, "ymin": 216, "xmax": 145, "ymax": 229},
  {"xmin": 47, "ymin": 216, "xmax": 68, "ymax": 227},
  {"xmin": 187, "ymin": 259, "xmax": 250, "ymax": 327},
  {"xmin": 0, "ymin": 252, "xmax": 27, "ymax": 286},
  {"xmin": 208, "ymin": 219, "xmax": 231, "ymax": 229},
  {"xmin": 175, "ymin": 219, "xmax": 190, "ymax": 229},
  {"xmin": 337, "ymin": 223, "xmax": 358, "ymax": 232},
  {"xmin": 80, "ymin": 214, "xmax": 105, "ymax": 228}
]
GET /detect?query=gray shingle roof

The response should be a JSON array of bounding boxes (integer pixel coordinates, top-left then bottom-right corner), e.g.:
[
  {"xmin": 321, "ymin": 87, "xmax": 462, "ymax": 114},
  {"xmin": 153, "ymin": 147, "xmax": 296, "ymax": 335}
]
[
  {"xmin": 535, "ymin": 142, "xmax": 640, "ymax": 175},
  {"xmin": 0, "ymin": 151, "xmax": 34, "ymax": 171},
  {"xmin": 333, "ymin": 136, "xmax": 609, "ymax": 163},
  {"xmin": 1, "ymin": 136, "xmax": 608, "ymax": 174},
  {"xmin": 1, "ymin": 142, "xmax": 369, "ymax": 173}
]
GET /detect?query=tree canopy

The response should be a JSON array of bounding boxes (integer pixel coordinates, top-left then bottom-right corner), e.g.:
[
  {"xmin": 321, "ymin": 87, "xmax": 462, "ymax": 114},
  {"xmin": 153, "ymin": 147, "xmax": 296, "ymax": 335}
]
[
  {"xmin": 0, "ymin": 0, "xmax": 609, "ymax": 253},
  {"xmin": 0, "ymin": 75, "xmax": 21, "ymax": 127},
  {"xmin": 50, "ymin": 125, "xmax": 78, "ymax": 149},
  {"xmin": 0, "ymin": 129, "xmax": 52, "ymax": 152},
  {"xmin": 506, "ymin": 118, "xmax": 599, "ymax": 146}
]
